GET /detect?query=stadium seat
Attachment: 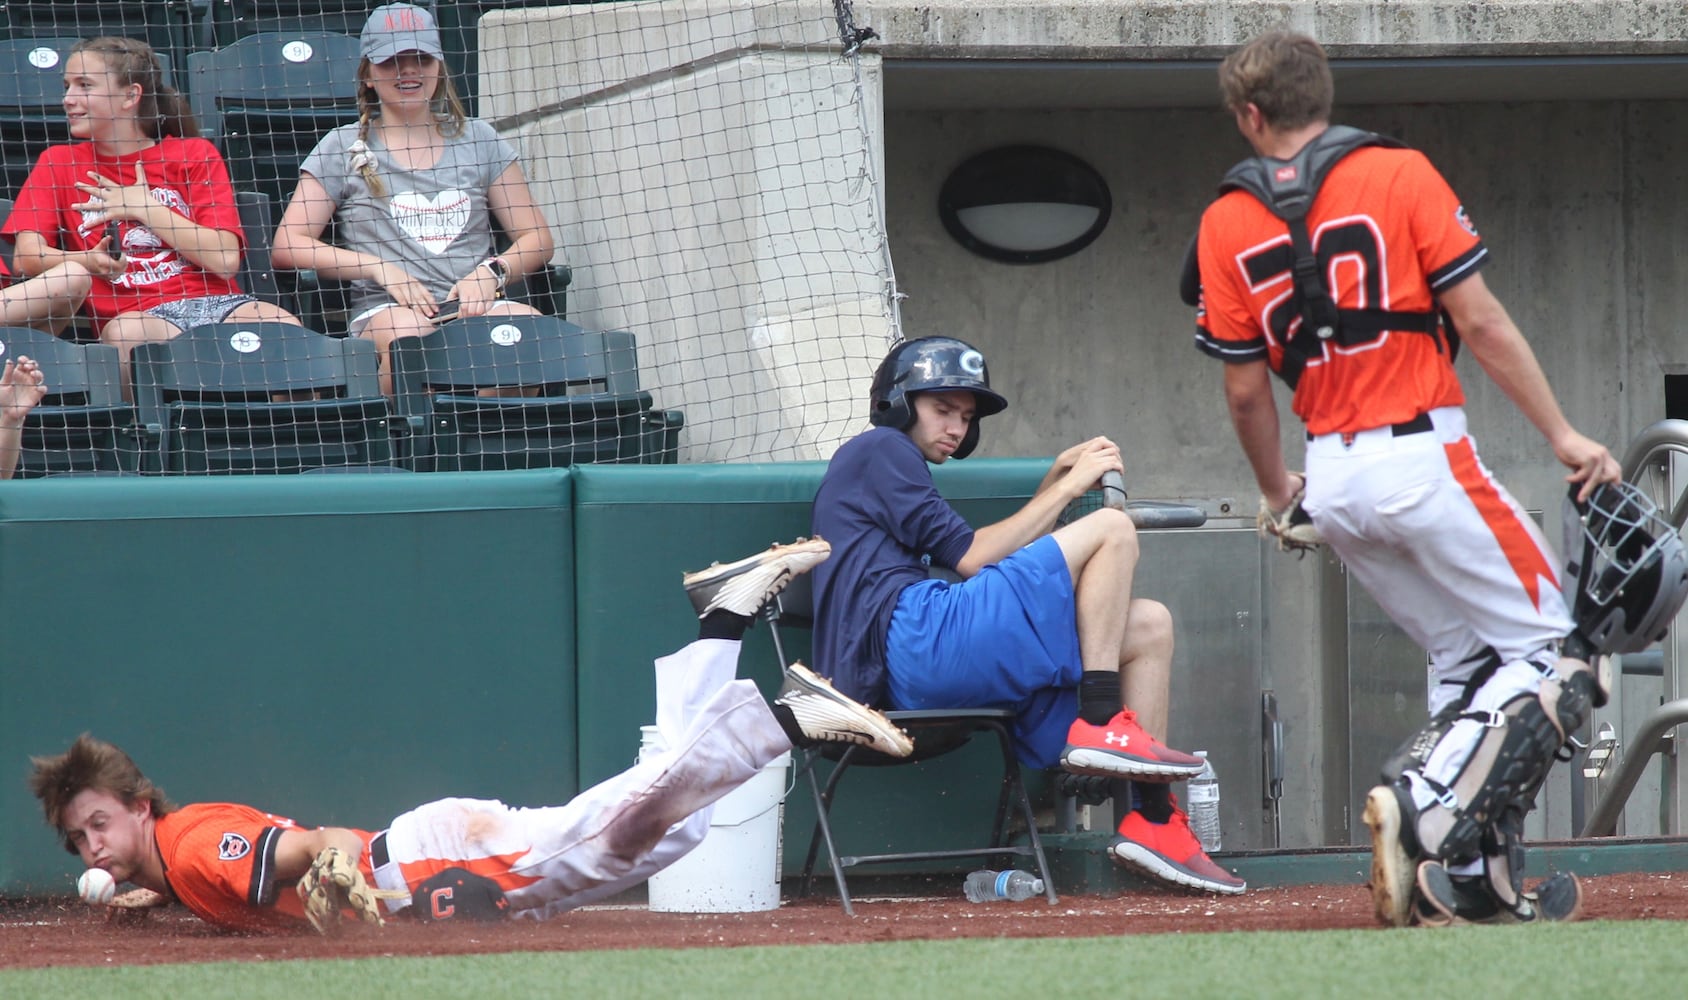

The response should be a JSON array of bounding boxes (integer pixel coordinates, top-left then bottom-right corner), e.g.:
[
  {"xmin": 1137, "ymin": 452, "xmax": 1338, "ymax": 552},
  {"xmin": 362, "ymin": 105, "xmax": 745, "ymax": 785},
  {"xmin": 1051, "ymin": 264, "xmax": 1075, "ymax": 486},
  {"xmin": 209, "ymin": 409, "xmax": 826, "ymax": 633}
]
[
  {"xmin": 234, "ymin": 189, "xmax": 294, "ymax": 314},
  {"xmin": 0, "ymin": 39, "xmax": 67, "ymax": 202},
  {"xmin": 204, "ymin": 0, "xmax": 392, "ymax": 49},
  {"xmin": 389, "ymin": 317, "xmax": 682, "ymax": 471},
  {"xmin": 204, "ymin": 0, "xmax": 492, "ymax": 118},
  {"xmin": 0, "ymin": 197, "xmax": 15, "ymax": 276},
  {"xmin": 0, "ymin": 1, "xmax": 192, "ymax": 98},
  {"xmin": 0, "ymin": 326, "xmax": 136, "ymax": 477},
  {"xmin": 187, "ymin": 31, "xmax": 362, "ymax": 210},
  {"xmin": 131, "ymin": 321, "xmax": 394, "ymax": 473},
  {"xmin": 762, "ymin": 573, "xmax": 1059, "ymax": 915}
]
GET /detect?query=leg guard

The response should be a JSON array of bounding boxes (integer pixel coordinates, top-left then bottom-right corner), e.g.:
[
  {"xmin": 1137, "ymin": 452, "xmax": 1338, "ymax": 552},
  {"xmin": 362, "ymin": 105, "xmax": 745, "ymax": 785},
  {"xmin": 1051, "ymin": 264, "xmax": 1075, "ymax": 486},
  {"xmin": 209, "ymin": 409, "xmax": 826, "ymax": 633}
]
[{"xmin": 1386, "ymin": 655, "xmax": 1599, "ymax": 865}]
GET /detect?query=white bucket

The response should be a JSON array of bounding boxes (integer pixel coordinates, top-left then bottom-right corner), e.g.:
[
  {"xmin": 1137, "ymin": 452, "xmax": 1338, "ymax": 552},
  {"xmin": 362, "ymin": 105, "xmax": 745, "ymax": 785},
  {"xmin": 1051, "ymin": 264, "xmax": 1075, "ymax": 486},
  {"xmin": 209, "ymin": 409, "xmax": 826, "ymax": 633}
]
[{"xmin": 639, "ymin": 724, "xmax": 791, "ymax": 913}]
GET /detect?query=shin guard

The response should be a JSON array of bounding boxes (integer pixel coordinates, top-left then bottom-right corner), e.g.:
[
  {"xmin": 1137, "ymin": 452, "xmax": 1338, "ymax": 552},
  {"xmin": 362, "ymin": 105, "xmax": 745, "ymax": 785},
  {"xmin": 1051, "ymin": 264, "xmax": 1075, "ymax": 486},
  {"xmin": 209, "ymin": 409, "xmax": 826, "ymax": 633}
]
[{"xmin": 1396, "ymin": 655, "xmax": 1598, "ymax": 865}]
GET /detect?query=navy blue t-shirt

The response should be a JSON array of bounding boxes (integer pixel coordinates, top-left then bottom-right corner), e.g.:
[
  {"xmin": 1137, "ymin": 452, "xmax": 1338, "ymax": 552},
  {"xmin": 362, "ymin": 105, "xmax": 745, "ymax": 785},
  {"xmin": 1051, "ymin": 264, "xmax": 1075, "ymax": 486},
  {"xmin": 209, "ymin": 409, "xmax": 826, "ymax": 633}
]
[{"xmin": 810, "ymin": 427, "xmax": 975, "ymax": 705}]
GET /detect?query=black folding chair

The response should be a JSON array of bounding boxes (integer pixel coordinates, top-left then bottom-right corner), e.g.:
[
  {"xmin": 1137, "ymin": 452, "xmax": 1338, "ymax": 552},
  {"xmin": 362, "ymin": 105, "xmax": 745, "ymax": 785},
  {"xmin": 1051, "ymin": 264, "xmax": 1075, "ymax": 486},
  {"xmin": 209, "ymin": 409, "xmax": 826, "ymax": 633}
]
[
  {"xmin": 389, "ymin": 316, "xmax": 681, "ymax": 471},
  {"xmin": 762, "ymin": 573, "xmax": 1059, "ymax": 915},
  {"xmin": 131, "ymin": 321, "xmax": 392, "ymax": 473}
]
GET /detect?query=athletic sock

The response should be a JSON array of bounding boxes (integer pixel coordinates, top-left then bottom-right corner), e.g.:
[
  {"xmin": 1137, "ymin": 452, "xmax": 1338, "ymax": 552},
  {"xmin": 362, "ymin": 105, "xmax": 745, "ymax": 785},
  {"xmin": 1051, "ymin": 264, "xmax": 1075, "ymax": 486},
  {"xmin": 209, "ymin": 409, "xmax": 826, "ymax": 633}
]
[
  {"xmin": 1078, "ymin": 671, "xmax": 1121, "ymax": 725},
  {"xmin": 697, "ymin": 610, "xmax": 752, "ymax": 642},
  {"xmin": 1109, "ymin": 778, "xmax": 1133, "ymax": 823},
  {"xmin": 1133, "ymin": 781, "xmax": 1174, "ymax": 824}
]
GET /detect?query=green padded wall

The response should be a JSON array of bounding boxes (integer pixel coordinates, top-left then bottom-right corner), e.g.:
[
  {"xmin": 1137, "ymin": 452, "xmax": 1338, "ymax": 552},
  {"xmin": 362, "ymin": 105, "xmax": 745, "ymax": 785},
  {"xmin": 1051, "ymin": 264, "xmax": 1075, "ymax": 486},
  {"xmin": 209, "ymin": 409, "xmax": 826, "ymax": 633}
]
[
  {"xmin": 0, "ymin": 471, "xmax": 576, "ymax": 894},
  {"xmin": 570, "ymin": 459, "xmax": 1049, "ymax": 874}
]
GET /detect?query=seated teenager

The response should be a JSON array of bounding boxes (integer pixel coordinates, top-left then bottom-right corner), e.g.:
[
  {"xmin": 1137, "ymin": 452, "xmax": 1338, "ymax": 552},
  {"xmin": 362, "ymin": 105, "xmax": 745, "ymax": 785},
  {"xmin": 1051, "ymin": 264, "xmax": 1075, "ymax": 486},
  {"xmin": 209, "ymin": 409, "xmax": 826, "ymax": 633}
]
[
  {"xmin": 811, "ymin": 336, "xmax": 1245, "ymax": 895},
  {"xmin": 272, "ymin": 4, "xmax": 556, "ymax": 396},
  {"xmin": 3, "ymin": 36, "xmax": 304, "ymax": 393}
]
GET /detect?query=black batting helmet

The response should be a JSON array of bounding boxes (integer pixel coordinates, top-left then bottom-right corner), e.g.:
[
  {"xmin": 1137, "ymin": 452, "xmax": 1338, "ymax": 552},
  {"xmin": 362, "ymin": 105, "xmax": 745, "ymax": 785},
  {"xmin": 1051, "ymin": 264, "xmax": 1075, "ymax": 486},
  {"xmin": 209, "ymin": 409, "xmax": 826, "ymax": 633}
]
[
  {"xmin": 868, "ymin": 336, "xmax": 1007, "ymax": 460},
  {"xmin": 1561, "ymin": 480, "xmax": 1688, "ymax": 656}
]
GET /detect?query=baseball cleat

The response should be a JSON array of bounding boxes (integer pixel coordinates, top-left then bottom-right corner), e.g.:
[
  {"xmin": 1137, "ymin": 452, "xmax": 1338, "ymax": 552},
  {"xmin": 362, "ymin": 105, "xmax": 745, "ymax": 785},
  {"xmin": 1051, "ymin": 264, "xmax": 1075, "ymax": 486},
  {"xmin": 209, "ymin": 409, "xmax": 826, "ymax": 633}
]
[
  {"xmin": 1414, "ymin": 861, "xmax": 1584, "ymax": 926},
  {"xmin": 1059, "ymin": 709, "xmax": 1204, "ymax": 781},
  {"xmin": 773, "ymin": 663, "xmax": 913, "ymax": 758},
  {"xmin": 1363, "ymin": 784, "xmax": 1418, "ymax": 928},
  {"xmin": 1110, "ymin": 802, "xmax": 1246, "ymax": 895},
  {"xmin": 683, "ymin": 537, "xmax": 830, "ymax": 619}
]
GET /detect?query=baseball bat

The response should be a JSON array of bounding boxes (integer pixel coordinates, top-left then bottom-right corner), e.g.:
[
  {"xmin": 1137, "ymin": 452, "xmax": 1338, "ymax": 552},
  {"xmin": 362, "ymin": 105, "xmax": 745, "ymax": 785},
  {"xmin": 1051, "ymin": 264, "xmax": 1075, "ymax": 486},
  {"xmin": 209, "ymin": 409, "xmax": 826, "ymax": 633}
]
[{"xmin": 1100, "ymin": 469, "xmax": 1127, "ymax": 511}]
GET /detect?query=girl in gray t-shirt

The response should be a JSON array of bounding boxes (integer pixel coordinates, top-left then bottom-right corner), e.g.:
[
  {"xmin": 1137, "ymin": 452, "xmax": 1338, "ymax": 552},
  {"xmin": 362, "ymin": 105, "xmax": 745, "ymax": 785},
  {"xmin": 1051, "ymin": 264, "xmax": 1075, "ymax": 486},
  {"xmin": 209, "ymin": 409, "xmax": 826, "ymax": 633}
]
[{"xmin": 273, "ymin": 3, "xmax": 556, "ymax": 393}]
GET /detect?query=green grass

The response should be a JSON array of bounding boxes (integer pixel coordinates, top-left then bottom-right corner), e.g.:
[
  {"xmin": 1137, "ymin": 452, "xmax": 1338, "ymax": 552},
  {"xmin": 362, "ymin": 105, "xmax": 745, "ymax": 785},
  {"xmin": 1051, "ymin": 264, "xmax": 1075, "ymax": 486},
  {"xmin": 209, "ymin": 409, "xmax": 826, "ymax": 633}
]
[{"xmin": 6, "ymin": 923, "xmax": 1688, "ymax": 999}]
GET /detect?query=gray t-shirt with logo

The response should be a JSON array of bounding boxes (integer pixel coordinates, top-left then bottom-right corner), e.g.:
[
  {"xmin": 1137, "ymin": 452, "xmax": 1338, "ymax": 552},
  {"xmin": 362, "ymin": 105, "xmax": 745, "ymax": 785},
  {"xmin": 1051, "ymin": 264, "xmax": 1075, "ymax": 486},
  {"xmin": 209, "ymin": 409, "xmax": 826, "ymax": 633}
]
[{"xmin": 300, "ymin": 119, "xmax": 519, "ymax": 318}]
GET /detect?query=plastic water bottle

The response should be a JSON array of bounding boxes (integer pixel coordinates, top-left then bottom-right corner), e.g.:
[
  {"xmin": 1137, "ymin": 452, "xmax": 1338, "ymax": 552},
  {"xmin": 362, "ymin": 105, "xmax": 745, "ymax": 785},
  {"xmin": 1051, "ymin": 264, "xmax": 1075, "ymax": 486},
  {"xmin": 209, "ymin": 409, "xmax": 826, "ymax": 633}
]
[
  {"xmin": 1187, "ymin": 751, "xmax": 1222, "ymax": 853},
  {"xmin": 963, "ymin": 869, "xmax": 1044, "ymax": 902}
]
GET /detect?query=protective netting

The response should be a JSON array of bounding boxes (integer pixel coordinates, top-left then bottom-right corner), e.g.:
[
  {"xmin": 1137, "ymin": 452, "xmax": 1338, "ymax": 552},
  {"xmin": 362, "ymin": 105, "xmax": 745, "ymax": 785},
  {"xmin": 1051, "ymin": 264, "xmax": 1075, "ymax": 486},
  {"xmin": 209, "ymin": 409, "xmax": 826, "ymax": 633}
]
[{"xmin": 0, "ymin": 0, "xmax": 898, "ymax": 476}]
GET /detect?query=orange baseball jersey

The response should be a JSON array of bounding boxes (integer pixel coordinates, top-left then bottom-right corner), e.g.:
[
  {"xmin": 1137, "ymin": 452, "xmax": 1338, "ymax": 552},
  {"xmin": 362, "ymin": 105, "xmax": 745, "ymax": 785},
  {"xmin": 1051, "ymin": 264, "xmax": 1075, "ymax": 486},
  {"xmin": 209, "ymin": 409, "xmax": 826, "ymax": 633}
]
[
  {"xmin": 1195, "ymin": 145, "xmax": 1484, "ymax": 436},
  {"xmin": 153, "ymin": 802, "xmax": 374, "ymax": 931}
]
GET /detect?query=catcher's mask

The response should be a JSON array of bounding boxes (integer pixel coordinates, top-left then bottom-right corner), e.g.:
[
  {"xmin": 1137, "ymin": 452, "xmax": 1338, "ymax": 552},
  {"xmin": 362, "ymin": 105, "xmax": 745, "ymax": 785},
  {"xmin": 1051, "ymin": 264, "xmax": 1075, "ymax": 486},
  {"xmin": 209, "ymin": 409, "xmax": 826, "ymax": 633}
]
[
  {"xmin": 868, "ymin": 336, "xmax": 1007, "ymax": 460},
  {"xmin": 1562, "ymin": 480, "xmax": 1688, "ymax": 655}
]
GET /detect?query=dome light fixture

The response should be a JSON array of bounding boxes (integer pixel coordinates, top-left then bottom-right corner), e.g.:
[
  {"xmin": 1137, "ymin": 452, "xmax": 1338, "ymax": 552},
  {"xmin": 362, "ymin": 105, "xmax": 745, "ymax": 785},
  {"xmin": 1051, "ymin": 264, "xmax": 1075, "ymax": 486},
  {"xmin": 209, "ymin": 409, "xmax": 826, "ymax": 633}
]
[{"xmin": 938, "ymin": 145, "xmax": 1112, "ymax": 265}]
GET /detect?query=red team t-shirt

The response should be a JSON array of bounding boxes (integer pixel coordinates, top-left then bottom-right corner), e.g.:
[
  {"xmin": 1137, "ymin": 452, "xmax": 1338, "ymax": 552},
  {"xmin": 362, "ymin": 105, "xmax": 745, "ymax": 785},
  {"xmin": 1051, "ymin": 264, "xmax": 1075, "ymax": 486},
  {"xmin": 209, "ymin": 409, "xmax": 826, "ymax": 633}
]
[
  {"xmin": 153, "ymin": 802, "xmax": 375, "ymax": 931},
  {"xmin": 1194, "ymin": 145, "xmax": 1485, "ymax": 436},
  {"xmin": 2, "ymin": 136, "xmax": 245, "ymax": 333}
]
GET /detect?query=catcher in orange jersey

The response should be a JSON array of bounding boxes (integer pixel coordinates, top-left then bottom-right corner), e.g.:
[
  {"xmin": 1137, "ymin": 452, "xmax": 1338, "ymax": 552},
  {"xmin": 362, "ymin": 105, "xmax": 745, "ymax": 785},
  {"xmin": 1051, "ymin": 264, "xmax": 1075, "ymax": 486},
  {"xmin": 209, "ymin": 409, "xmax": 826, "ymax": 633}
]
[
  {"xmin": 1190, "ymin": 31, "xmax": 1621, "ymax": 927},
  {"xmin": 28, "ymin": 539, "xmax": 910, "ymax": 933}
]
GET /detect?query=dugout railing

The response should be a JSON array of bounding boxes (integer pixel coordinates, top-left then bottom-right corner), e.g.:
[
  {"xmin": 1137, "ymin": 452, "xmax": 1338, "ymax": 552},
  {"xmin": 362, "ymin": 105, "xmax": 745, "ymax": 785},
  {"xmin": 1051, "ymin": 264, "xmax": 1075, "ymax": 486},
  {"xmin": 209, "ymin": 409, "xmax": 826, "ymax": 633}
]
[{"xmin": 1579, "ymin": 418, "xmax": 1688, "ymax": 837}]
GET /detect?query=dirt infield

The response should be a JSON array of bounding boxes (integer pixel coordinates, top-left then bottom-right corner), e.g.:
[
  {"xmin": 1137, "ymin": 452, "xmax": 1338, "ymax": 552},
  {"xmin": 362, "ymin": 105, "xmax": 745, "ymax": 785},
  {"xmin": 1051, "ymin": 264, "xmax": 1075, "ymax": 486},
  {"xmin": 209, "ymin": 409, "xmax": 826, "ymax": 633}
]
[{"xmin": 2, "ymin": 873, "xmax": 1684, "ymax": 969}]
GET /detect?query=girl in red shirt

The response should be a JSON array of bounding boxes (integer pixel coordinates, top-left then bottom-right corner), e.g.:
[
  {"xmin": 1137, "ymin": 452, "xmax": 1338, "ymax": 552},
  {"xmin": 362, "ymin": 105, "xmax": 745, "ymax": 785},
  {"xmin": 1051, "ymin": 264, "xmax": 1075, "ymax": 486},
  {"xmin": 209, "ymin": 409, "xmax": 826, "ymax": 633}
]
[{"xmin": 2, "ymin": 36, "xmax": 304, "ymax": 388}]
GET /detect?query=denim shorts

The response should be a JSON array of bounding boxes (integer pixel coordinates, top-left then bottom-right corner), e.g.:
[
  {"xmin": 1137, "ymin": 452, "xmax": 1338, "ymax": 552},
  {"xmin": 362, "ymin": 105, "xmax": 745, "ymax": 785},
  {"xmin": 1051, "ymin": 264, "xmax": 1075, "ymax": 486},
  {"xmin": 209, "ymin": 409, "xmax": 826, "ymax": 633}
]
[{"xmin": 145, "ymin": 294, "xmax": 257, "ymax": 333}]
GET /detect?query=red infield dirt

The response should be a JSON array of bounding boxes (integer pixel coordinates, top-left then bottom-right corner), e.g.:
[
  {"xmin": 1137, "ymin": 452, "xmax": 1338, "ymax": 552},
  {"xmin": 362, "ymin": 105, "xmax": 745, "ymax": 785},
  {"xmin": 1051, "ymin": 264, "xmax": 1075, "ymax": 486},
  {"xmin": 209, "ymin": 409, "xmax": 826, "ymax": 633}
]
[{"xmin": 2, "ymin": 873, "xmax": 1685, "ymax": 969}]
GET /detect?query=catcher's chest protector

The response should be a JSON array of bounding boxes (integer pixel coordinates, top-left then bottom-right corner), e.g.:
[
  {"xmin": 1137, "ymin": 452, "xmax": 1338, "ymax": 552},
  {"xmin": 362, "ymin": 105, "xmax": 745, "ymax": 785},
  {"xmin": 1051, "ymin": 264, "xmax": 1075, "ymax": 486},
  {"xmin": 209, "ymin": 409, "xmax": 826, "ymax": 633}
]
[{"xmin": 1185, "ymin": 126, "xmax": 1452, "ymax": 387}]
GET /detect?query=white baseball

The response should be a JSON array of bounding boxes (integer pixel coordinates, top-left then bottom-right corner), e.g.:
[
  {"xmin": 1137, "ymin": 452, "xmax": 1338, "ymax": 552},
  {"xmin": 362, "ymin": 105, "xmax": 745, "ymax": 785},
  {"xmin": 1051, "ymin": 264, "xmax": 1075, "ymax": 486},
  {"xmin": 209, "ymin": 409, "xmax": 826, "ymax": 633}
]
[{"xmin": 77, "ymin": 867, "xmax": 116, "ymax": 905}]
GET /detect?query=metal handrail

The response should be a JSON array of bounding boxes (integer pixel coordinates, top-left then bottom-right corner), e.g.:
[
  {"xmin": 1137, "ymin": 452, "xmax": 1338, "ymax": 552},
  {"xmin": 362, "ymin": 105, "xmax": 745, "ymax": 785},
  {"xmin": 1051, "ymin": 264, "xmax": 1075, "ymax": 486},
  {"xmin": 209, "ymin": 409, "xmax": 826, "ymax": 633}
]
[
  {"xmin": 1578, "ymin": 418, "xmax": 1688, "ymax": 837},
  {"xmin": 1581, "ymin": 698, "xmax": 1688, "ymax": 836},
  {"xmin": 1620, "ymin": 418, "xmax": 1688, "ymax": 530}
]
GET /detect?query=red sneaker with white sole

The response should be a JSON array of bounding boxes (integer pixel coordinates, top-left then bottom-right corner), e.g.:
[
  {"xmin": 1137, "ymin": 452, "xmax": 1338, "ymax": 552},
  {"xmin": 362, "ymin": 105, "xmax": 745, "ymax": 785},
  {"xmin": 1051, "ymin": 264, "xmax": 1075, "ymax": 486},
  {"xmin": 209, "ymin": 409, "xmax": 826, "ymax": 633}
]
[
  {"xmin": 1059, "ymin": 709, "xmax": 1204, "ymax": 781},
  {"xmin": 1111, "ymin": 803, "xmax": 1246, "ymax": 895}
]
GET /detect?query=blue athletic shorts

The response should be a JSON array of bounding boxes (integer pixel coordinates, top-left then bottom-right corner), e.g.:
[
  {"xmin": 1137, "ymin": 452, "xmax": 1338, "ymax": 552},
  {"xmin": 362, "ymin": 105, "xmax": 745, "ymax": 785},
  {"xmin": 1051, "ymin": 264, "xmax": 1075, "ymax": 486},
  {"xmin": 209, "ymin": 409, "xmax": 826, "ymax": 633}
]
[{"xmin": 884, "ymin": 535, "xmax": 1081, "ymax": 769}]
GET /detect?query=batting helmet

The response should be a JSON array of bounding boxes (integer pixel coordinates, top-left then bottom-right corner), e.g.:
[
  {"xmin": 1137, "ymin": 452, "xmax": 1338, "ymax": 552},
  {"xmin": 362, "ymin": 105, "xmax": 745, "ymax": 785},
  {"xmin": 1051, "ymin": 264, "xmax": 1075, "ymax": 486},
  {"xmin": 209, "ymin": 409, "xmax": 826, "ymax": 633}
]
[
  {"xmin": 1561, "ymin": 480, "xmax": 1688, "ymax": 656},
  {"xmin": 868, "ymin": 336, "xmax": 1008, "ymax": 460}
]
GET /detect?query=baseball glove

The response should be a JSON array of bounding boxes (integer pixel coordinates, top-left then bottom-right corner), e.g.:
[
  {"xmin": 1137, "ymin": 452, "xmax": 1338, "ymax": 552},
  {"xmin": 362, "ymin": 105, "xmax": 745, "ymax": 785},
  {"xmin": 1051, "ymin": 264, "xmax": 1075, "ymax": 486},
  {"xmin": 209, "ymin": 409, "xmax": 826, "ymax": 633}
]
[
  {"xmin": 297, "ymin": 846, "xmax": 395, "ymax": 935},
  {"xmin": 1258, "ymin": 474, "xmax": 1322, "ymax": 555}
]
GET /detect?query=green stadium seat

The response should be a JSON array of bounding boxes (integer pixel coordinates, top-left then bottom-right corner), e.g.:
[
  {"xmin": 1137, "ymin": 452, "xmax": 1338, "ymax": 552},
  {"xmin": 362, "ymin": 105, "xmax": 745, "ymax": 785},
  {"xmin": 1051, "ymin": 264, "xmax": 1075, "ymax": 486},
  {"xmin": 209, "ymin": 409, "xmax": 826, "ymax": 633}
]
[
  {"xmin": 233, "ymin": 189, "xmax": 296, "ymax": 315},
  {"xmin": 0, "ymin": 325, "xmax": 136, "ymax": 477},
  {"xmin": 0, "ymin": 1, "xmax": 192, "ymax": 95},
  {"xmin": 205, "ymin": 0, "xmax": 392, "ymax": 49},
  {"xmin": 131, "ymin": 321, "xmax": 394, "ymax": 473},
  {"xmin": 389, "ymin": 317, "xmax": 682, "ymax": 472},
  {"xmin": 187, "ymin": 31, "xmax": 362, "ymax": 210}
]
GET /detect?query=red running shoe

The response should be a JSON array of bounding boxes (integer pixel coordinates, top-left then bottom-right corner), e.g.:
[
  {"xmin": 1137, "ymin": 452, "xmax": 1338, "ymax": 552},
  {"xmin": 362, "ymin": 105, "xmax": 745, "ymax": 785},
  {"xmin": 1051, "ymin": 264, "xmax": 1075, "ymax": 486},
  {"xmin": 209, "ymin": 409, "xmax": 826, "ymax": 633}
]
[
  {"xmin": 1059, "ymin": 709, "xmax": 1204, "ymax": 780},
  {"xmin": 1111, "ymin": 803, "xmax": 1247, "ymax": 895}
]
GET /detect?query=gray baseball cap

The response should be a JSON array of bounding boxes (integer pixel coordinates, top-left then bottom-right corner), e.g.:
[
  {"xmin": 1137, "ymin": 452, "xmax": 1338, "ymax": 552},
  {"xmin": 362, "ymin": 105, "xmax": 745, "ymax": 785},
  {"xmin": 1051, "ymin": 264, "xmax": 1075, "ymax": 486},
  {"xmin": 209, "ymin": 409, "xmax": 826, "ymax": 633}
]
[{"xmin": 361, "ymin": 3, "xmax": 444, "ymax": 63}]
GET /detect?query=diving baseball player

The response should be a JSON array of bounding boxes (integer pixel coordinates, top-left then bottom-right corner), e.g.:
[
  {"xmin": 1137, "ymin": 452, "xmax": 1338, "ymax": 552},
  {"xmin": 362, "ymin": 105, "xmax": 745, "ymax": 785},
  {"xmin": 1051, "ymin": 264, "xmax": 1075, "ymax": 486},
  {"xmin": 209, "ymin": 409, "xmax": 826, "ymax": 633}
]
[{"xmin": 30, "ymin": 539, "xmax": 911, "ymax": 933}]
